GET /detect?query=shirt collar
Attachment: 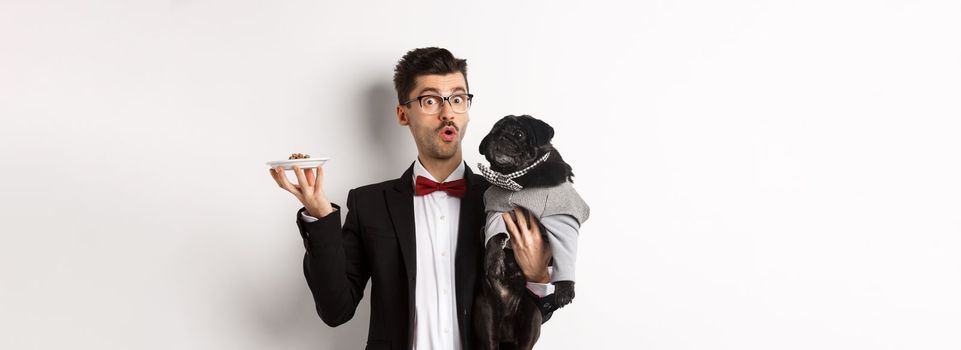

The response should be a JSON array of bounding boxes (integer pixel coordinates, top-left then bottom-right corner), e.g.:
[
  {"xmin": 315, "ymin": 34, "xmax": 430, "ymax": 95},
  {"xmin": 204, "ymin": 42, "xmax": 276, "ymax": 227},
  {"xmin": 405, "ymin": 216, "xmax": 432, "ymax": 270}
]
[{"xmin": 412, "ymin": 158, "xmax": 466, "ymax": 187}]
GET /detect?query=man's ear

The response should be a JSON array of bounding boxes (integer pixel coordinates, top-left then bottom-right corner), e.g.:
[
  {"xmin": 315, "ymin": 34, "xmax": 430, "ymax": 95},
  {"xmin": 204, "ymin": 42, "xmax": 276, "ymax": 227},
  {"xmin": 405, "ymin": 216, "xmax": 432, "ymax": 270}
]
[{"xmin": 396, "ymin": 105, "xmax": 410, "ymax": 126}]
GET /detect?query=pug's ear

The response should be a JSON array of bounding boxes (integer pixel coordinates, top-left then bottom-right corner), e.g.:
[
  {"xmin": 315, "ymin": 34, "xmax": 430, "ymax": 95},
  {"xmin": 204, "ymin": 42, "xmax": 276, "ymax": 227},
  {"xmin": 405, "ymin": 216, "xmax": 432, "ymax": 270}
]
[{"xmin": 520, "ymin": 115, "xmax": 554, "ymax": 145}]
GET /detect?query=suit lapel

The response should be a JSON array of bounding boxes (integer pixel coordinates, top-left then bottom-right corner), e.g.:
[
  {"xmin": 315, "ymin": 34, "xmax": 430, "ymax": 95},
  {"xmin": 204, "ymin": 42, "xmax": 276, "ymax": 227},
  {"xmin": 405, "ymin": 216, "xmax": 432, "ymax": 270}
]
[
  {"xmin": 386, "ymin": 163, "xmax": 417, "ymax": 285},
  {"xmin": 385, "ymin": 162, "xmax": 418, "ymax": 343},
  {"xmin": 455, "ymin": 164, "xmax": 487, "ymax": 349},
  {"xmin": 455, "ymin": 165, "xmax": 486, "ymax": 279}
]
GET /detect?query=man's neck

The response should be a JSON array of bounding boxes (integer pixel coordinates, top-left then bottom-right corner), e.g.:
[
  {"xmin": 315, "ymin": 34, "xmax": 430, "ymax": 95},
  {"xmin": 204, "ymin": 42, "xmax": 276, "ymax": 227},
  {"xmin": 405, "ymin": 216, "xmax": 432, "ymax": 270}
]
[{"xmin": 418, "ymin": 153, "xmax": 462, "ymax": 182}]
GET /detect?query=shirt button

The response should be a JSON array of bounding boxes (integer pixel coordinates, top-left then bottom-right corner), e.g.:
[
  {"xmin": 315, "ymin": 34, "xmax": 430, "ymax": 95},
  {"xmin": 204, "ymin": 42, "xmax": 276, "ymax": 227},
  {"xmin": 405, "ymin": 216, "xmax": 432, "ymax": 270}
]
[
  {"xmin": 441, "ymin": 251, "xmax": 448, "ymax": 257},
  {"xmin": 442, "ymin": 288, "xmax": 448, "ymax": 295},
  {"xmin": 444, "ymin": 328, "xmax": 450, "ymax": 333},
  {"xmin": 440, "ymin": 215, "xmax": 446, "ymax": 220}
]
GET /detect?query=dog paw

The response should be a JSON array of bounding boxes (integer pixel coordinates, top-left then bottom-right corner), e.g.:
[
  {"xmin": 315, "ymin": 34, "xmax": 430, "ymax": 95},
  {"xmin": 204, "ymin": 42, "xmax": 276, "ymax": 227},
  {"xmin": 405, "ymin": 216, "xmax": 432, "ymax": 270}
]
[{"xmin": 553, "ymin": 281, "xmax": 575, "ymax": 307}]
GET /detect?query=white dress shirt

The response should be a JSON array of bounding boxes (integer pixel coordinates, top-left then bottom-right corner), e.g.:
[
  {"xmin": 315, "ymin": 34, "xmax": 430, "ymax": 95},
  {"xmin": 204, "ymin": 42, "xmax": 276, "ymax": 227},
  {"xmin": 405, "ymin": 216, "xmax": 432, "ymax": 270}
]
[
  {"xmin": 410, "ymin": 159, "xmax": 463, "ymax": 350},
  {"xmin": 300, "ymin": 160, "xmax": 553, "ymax": 349}
]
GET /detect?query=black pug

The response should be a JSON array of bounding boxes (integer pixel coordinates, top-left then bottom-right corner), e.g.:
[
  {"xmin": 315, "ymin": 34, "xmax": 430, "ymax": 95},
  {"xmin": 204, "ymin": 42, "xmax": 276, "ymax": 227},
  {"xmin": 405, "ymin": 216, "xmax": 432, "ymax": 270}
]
[{"xmin": 473, "ymin": 115, "xmax": 590, "ymax": 350}]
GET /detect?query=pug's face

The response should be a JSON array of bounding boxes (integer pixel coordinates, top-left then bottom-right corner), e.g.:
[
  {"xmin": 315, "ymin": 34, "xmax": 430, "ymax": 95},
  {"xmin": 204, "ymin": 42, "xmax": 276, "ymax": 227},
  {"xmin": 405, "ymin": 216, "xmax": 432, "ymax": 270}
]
[{"xmin": 479, "ymin": 115, "xmax": 555, "ymax": 174}]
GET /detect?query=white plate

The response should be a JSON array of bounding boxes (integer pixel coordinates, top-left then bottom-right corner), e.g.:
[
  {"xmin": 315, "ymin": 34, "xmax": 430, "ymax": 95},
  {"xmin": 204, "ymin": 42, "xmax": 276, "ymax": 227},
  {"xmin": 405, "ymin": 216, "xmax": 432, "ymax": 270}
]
[{"xmin": 266, "ymin": 157, "xmax": 331, "ymax": 170}]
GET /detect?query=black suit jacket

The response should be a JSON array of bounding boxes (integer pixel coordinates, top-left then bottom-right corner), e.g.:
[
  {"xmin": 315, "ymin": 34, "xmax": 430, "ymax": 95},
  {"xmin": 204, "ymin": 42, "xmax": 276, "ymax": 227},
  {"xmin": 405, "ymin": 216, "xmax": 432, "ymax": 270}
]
[{"xmin": 295, "ymin": 162, "xmax": 557, "ymax": 350}]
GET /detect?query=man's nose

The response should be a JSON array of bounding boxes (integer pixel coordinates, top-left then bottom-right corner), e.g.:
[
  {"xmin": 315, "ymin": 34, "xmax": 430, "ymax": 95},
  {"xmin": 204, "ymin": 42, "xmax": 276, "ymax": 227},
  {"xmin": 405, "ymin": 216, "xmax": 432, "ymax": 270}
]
[{"xmin": 439, "ymin": 101, "xmax": 455, "ymax": 121}]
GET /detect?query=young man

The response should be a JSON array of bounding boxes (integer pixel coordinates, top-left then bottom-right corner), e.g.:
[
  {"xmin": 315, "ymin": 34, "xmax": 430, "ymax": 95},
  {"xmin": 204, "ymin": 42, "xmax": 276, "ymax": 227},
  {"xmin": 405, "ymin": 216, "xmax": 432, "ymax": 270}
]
[{"xmin": 269, "ymin": 47, "xmax": 559, "ymax": 350}]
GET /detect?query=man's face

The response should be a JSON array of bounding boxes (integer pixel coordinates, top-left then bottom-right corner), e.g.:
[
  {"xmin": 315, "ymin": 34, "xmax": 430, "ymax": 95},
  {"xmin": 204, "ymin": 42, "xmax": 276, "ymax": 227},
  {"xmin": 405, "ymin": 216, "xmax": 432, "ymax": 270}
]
[{"xmin": 396, "ymin": 72, "xmax": 470, "ymax": 161}]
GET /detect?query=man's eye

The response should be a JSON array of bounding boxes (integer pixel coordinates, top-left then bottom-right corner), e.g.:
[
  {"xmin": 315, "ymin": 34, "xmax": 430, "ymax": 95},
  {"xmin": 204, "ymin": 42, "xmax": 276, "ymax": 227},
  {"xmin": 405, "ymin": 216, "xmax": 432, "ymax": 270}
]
[
  {"xmin": 452, "ymin": 96, "xmax": 463, "ymax": 104},
  {"xmin": 424, "ymin": 97, "xmax": 438, "ymax": 105}
]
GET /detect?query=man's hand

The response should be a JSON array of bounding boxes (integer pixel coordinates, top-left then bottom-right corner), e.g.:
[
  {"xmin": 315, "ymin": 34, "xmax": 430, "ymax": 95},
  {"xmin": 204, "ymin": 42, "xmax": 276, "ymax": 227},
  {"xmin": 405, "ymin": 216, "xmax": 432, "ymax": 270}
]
[
  {"xmin": 269, "ymin": 165, "xmax": 335, "ymax": 217},
  {"xmin": 503, "ymin": 207, "xmax": 552, "ymax": 284}
]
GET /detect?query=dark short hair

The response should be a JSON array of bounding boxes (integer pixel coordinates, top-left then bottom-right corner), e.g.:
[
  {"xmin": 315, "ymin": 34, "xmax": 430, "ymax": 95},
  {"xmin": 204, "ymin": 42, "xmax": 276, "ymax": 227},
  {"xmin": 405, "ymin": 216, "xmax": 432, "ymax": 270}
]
[{"xmin": 393, "ymin": 47, "xmax": 468, "ymax": 104}]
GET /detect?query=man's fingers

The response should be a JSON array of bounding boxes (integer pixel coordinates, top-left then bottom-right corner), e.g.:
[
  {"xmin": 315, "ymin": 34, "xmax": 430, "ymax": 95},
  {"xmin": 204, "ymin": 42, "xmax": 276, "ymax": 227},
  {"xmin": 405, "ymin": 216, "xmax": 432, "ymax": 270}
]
[
  {"xmin": 513, "ymin": 207, "xmax": 529, "ymax": 231},
  {"xmin": 271, "ymin": 166, "xmax": 289, "ymax": 189},
  {"xmin": 273, "ymin": 167, "xmax": 300, "ymax": 197},
  {"xmin": 304, "ymin": 168, "xmax": 315, "ymax": 187},
  {"xmin": 513, "ymin": 208, "xmax": 542, "ymax": 246},
  {"xmin": 503, "ymin": 212, "xmax": 520, "ymax": 243},
  {"xmin": 313, "ymin": 166, "xmax": 325, "ymax": 195},
  {"xmin": 292, "ymin": 165, "xmax": 310, "ymax": 191},
  {"xmin": 269, "ymin": 168, "xmax": 281, "ymax": 186},
  {"xmin": 529, "ymin": 216, "xmax": 541, "ymax": 236}
]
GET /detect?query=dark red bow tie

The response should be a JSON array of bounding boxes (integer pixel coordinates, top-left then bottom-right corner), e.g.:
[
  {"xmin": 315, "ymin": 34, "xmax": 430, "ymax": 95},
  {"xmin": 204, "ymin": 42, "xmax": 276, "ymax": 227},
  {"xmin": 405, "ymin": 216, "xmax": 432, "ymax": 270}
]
[{"xmin": 415, "ymin": 176, "xmax": 467, "ymax": 198}]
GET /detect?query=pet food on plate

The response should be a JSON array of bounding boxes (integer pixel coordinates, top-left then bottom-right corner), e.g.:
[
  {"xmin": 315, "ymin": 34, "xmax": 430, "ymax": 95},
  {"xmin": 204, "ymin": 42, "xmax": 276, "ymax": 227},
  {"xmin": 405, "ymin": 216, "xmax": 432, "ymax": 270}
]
[{"xmin": 266, "ymin": 154, "xmax": 329, "ymax": 170}]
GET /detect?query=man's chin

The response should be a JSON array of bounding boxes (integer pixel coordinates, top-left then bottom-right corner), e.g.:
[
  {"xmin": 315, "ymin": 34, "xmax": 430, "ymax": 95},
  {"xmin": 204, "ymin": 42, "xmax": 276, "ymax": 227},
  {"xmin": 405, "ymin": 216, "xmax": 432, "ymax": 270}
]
[{"xmin": 428, "ymin": 144, "xmax": 460, "ymax": 160}]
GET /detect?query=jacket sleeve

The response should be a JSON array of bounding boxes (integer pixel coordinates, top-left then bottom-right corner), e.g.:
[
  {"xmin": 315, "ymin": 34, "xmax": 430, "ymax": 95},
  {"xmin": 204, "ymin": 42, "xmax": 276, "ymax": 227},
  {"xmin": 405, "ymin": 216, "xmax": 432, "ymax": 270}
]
[{"xmin": 295, "ymin": 189, "xmax": 370, "ymax": 327}]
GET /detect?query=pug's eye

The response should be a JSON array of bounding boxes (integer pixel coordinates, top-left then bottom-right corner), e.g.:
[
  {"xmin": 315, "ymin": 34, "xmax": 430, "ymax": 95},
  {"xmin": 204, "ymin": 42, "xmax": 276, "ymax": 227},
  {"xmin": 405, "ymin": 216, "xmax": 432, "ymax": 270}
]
[{"xmin": 514, "ymin": 131, "xmax": 525, "ymax": 139}]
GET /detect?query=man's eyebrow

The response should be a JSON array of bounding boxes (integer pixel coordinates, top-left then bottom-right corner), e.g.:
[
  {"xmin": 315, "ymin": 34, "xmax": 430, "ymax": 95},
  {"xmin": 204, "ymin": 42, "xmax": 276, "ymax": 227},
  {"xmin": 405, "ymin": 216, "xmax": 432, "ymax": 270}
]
[
  {"xmin": 414, "ymin": 86, "xmax": 468, "ymax": 96},
  {"xmin": 415, "ymin": 87, "xmax": 440, "ymax": 96}
]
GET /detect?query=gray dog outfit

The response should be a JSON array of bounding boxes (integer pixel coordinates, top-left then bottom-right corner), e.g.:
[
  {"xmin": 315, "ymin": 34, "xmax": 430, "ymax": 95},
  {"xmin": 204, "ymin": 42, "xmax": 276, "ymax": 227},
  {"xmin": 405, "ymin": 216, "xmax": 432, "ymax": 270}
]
[{"xmin": 481, "ymin": 180, "xmax": 590, "ymax": 283}]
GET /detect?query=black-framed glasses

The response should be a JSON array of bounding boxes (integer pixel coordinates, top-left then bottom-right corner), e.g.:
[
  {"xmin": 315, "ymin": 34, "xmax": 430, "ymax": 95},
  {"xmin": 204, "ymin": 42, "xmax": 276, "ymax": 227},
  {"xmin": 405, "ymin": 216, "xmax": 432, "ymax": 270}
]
[{"xmin": 401, "ymin": 93, "xmax": 474, "ymax": 114}]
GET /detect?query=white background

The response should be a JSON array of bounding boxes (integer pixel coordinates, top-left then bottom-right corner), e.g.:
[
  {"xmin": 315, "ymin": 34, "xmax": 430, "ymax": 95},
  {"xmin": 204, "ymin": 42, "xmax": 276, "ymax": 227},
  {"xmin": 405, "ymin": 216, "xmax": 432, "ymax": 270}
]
[{"xmin": 2, "ymin": 0, "xmax": 960, "ymax": 349}]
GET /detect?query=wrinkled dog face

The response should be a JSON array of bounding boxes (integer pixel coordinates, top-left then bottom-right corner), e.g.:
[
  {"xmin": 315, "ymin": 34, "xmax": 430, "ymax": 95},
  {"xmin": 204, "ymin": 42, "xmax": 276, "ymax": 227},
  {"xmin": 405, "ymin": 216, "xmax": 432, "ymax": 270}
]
[{"xmin": 479, "ymin": 115, "xmax": 555, "ymax": 174}]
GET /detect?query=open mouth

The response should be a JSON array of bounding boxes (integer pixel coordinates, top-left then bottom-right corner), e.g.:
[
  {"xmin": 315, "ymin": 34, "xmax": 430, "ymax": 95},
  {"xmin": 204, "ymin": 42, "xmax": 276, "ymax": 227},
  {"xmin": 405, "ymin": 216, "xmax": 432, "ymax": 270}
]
[{"xmin": 439, "ymin": 126, "xmax": 457, "ymax": 142}]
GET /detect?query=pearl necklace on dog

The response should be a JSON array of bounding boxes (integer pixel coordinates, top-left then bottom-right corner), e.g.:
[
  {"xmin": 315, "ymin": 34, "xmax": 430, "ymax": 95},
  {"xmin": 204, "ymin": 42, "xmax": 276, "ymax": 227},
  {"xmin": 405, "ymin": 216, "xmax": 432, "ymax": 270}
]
[{"xmin": 477, "ymin": 152, "xmax": 552, "ymax": 192}]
